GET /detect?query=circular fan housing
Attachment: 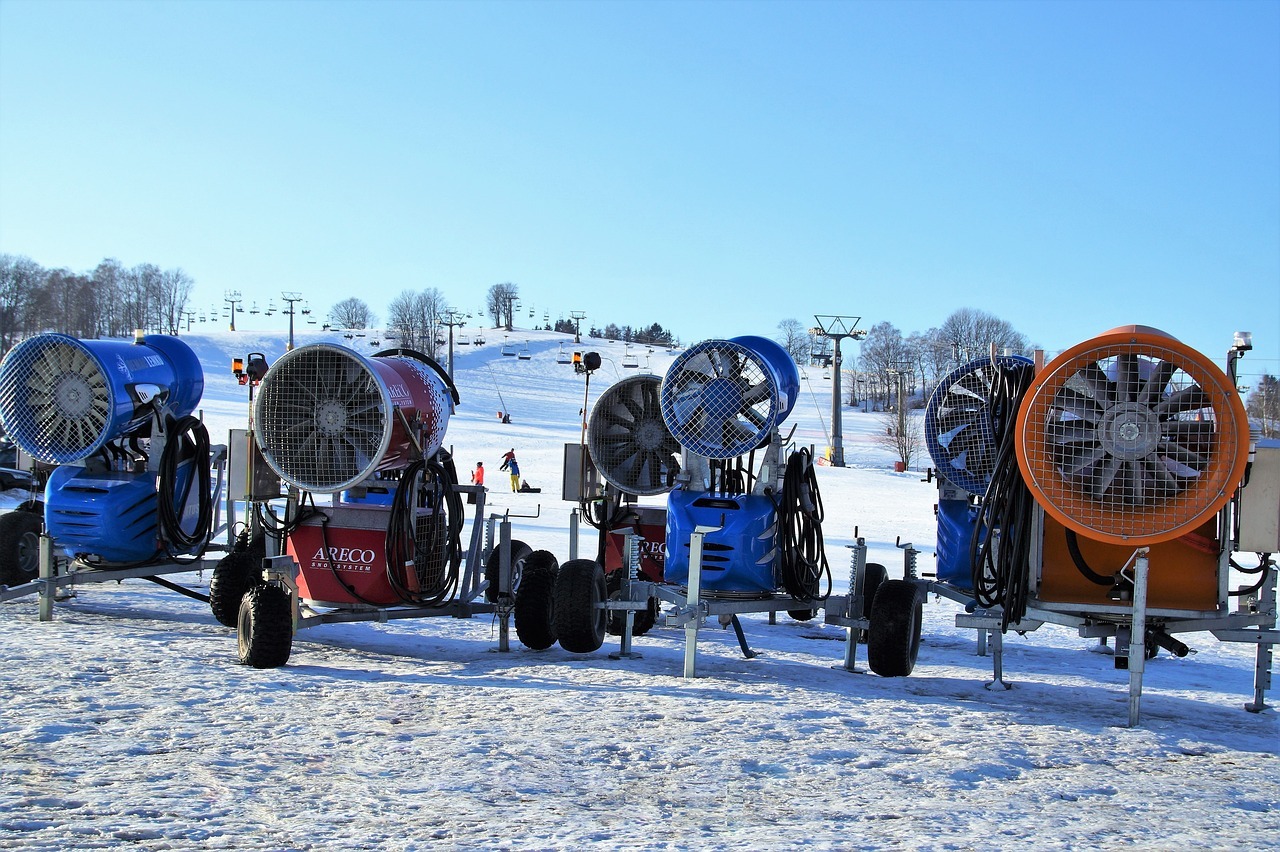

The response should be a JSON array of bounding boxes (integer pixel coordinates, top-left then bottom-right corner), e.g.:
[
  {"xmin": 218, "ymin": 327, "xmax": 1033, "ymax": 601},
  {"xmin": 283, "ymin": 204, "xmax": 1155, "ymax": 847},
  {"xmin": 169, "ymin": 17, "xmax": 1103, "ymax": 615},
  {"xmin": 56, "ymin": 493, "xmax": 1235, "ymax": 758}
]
[
  {"xmin": 925, "ymin": 355, "xmax": 1032, "ymax": 494},
  {"xmin": 1016, "ymin": 326, "xmax": 1250, "ymax": 545},
  {"xmin": 587, "ymin": 374, "xmax": 681, "ymax": 496},
  {"xmin": 254, "ymin": 344, "xmax": 453, "ymax": 493},
  {"xmin": 0, "ymin": 333, "xmax": 204, "ymax": 464},
  {"xmin": 660, "ymin": 336, "xmax": 799, "ymax": 460}
]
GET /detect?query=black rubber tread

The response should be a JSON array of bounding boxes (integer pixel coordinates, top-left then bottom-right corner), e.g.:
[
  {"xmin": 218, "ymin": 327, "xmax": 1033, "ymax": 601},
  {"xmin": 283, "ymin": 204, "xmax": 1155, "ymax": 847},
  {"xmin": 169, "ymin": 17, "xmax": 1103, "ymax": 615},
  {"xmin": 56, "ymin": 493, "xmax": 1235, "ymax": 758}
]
[
  {"xmin": 862, "ymin": 563, "xmax": 888, "ymax": 618},
  {"xmin": 605, "ymin": 570, "xmax": 657, "ymax": 637},
  {"xmin": 208, "ymin": 550, "xmax": 265, "ymax": 627},
  {"xmin": 237, "ymin": 584, "xmax": 294, "ymax": 669},
  {"xmin": 0, "ymin": 510, "xmax": 43, "ymax": 586},
  {"xmin": 867, "ymin": 579, "xmax": 924, "ymax": 677},
  {"xmin": 554, "ymin": 558, "xmax": 608, "ymax": 654},
  {"xmin": 484, "ymin": 539, "xmax": 532, "ymax": 603},
  {"xmin": 788, "ymin": 609, "xmax": 817, "ymax": 621},
  {"xmin": 513, "ymin": 550, "xmax": 559, "ymax": 650}
]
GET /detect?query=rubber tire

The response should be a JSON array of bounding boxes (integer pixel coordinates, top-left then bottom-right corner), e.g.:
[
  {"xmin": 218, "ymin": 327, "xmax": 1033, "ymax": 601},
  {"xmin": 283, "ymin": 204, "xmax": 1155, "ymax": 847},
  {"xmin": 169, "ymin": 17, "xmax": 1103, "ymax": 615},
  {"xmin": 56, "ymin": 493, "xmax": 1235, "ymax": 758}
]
[
  {"xmin": 0, "ymin": 510, "xmax": 43, "ymax": 586},
  {"xmin": 209, "ymin": 550, "xmax": 265, "ymax": 627},
  {"xmin": 237, "ymin": 584, "xmax": 293, "ymax": 669},
  {"xmin": 484, "ymin": 539, "xmax": 532, "ymax": 603},
  {"xmin": 606, "ymin": 570, "xmax": 657, "ymax": 637},
  {"xmin": 514, "ymin": 551, "xmax": 559, "ymax": 650},
  {"xmin": 867, "ymin": 579, "xmax": 924, "ymax": 677},
  {"xmin": 788, "ymin": 609, "xmax": 817, "ymax": 622},
  {"xmin": 554, "ymin": 559, "xmax": 608, "ymax": 654},
  {"xmin": 862, "ymin": 563, "xmax": 888, "ymax": 617}
]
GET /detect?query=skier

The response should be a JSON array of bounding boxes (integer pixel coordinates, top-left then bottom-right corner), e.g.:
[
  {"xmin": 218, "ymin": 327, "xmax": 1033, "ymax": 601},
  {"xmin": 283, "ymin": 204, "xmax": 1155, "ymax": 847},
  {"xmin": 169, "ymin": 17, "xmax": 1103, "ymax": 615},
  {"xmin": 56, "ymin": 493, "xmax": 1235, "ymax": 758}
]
[{"xmin": 499, "ymin": 449, "xmax": 520, "ymax": 492}]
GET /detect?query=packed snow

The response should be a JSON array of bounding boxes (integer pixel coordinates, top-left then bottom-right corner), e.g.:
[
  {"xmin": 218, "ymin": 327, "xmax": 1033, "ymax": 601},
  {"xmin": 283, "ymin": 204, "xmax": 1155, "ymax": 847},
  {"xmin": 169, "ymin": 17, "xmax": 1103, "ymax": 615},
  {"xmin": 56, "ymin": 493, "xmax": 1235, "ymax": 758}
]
[{"xmin": 1, "ymin": 327, "xmax": 1276, "ymax": 850}]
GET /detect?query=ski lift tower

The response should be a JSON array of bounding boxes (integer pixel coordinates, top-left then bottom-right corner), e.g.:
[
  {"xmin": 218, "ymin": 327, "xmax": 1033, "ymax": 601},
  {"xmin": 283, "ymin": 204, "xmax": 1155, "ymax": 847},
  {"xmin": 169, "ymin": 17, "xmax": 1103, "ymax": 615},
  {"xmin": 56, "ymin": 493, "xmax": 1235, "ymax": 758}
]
[
  {"xmin": 224, "ymin": 290, "xmax": 243, "ymax": 332},
  {"xmin": 281, "ymin": 291, "xmax": 303, "ymax": 351},
  {"xmin": 569, "ymin": 310, "xmax": 587, "ymax": 344},
  {"xmin": 438, "ymin": 309, "xmax": 466, "ymax": 380},
  {"xmin": 812, "ymin": 315, "xmax": 867, "ymax": 468}
]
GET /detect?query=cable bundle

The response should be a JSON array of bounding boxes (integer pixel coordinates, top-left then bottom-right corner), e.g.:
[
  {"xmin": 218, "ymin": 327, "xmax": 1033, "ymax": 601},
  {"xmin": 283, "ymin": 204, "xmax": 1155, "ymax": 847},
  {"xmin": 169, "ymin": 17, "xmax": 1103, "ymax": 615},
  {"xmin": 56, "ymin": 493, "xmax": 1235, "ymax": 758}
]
[
  {"xmin": 385, "ymin": 451, "xmax": 464, "ymax": 607},
  {"xmin": 969, "ymin": 360, "xmax": 1038, "ymax": 630},
  {"xmin": 157, "ymin": 414, "xmax": 213, "ymax": 556},
  {"xmin": 776, "ymin": 448, "xmax": 831, "ymax": 602}
]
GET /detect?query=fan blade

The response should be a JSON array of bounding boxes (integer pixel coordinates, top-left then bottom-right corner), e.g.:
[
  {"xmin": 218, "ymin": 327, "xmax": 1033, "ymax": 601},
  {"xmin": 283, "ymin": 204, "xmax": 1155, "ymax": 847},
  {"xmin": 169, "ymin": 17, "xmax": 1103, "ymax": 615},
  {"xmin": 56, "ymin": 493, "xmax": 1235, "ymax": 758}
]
[
  {"xmin": 1157, "ymin": 385, "xmax": 1210, "ymax": 416},
  {"xmin": 1137, "ymin": 360, "xmax": 1178, "ymax": 407},
  {"xmin": 1078, "ymin": 361, "xmax": 1116, "ymax": 405},
  {"xmin": 1115, "ymin": 353, "xmax": 1140, "ymax": 402},
  {"xmin": 1052, "ymin": 386, "xmax": 1102, "ymax": 424}
]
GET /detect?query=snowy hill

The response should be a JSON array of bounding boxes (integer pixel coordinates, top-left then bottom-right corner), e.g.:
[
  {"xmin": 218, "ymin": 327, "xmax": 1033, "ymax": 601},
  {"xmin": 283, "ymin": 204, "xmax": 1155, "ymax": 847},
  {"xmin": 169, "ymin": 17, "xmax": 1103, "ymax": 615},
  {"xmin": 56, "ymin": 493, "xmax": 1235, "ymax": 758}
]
[{"xmin": 0, "ymin": 326, "xmax": 1276, "ymax": 850}]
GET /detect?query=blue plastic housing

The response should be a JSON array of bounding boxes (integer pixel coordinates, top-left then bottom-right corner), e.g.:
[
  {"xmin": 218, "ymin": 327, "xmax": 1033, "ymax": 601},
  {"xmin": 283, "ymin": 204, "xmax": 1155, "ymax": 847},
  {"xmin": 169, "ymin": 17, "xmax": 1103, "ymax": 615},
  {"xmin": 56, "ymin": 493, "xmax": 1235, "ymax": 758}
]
[
  {"xmin": 663, "ymin": 489, "xmax": 778, "ymax": 594},
  {"xmin": 936, "ymin": 496, "xmax": 980, "ymax": 592}
]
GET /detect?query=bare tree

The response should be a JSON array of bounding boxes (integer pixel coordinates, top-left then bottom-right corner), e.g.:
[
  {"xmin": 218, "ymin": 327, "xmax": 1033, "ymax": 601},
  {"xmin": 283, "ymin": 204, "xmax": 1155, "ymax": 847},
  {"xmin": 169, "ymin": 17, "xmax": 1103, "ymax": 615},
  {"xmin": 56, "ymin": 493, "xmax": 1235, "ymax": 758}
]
[
  {"xmin": 857, "ymin": 321, "xmax": 912, "ymax": 409},
  {"xmin": 386, "ymin": 288, "xmax": 450, "ymax": 358},
  {"xmin": 157, "ymin": 268, "xmax": 194, "ymax": 335},
  {"xmin": 939, "ymin": 308, "xmax": 1030, "ymax": 363},
  {"xmin": 0, "ymin": 254, "xmax": 44, "ymax": 352},
  {"xmin": 1248, "ymin": 375, "xmax": 1279, "ymax": 438},
  {"xmin": 776, "ymin": 318, "xmax": 809, "ymax": 364},
  {"xmin": 486, "ymin": 282, "xmax": 519, "ymax": 330},
  {"xmin": 875, "ymin": 410, "xmax": 924, "ymax": 469},
  {"xmin": 330, "ymin": 297, "xmax": 376, "ymax": 329}
]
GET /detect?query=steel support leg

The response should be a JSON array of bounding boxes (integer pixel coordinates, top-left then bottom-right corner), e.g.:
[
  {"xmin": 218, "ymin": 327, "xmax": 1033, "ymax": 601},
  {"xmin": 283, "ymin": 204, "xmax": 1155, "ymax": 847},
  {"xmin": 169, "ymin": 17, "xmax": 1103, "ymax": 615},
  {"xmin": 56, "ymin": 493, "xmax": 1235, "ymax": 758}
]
[{"xmin": 1128, "ymin": 552, "xmax": 1151, "ymax": 727}]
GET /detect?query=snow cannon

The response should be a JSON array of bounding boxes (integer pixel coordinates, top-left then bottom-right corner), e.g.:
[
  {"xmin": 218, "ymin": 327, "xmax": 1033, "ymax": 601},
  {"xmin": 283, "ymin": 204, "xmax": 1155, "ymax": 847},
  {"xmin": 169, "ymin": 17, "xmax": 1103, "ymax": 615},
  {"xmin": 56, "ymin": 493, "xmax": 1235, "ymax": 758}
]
[
  {"xmin": 0, "ymin": 333, "xmax": 203, "ymax": 464},
  {"xmin": 253, "ymin": 343, "xmax": 457, "ymax": 494},
  {"xmin": 659, "ymin": 336, "xmax": 799, "ymax": 460},
  {"xmin": 1014, "ymin": 325, "xmax": 1250, "ymax": 609},
  {"xmin": 0, "ymin": 333, "xmax": 211, "ymax": 563},
  {"xmin": 587, "ymin": 374, "xmax": 682, "ymax": 498},
  {"xmin": 660, "ymin": 336, "xmax": 800, "ymax": 594},
  {"xmin": 923, "ymin": 354, "xmax": 1033, "ymax": 590}
]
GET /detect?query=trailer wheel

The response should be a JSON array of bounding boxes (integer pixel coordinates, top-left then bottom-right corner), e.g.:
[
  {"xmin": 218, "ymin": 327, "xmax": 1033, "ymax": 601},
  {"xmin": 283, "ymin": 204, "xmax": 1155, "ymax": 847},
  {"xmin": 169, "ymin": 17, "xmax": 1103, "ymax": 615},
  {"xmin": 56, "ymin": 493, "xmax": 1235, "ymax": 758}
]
[
  {"xmin": 237, "ymin": 584, "xmax": 293, "ymax": 668},
  {"xmin": 867, "ymin": 579, "xmax": 924, "ymax": 677},
  {"xmin": 606, "ymin": 570, "xmax": 657, "ymax": 637},
  {"xmin": 0, "ymin": 510, "xmax": 42, "ymax": 586},
  {"xmin": 514, "ymin": 551, "xmax": 559, "ymax": 650},
  {"xmin": 554, "ymin": 559, "xmax": 607, "ymax": 653},
  {"xmin": 209, "ymin": 549, "xmax": 264, "ymax": 627},
  {"xmin": 863, "ymin": 563, "xmax": 888, "ymax": 616},
  {"xmin": 484, "ymin": 539, "xmax": 532, "ymax": 603}
]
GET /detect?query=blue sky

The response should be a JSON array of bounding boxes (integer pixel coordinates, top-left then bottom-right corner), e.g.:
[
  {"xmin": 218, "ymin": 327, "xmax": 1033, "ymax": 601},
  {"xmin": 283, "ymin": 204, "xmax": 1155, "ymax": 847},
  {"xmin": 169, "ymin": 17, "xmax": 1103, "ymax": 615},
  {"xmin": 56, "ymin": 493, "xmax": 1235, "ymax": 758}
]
[{"xmin": 1, "ymin": 0, "xmax": 1277, "ymax": 385}]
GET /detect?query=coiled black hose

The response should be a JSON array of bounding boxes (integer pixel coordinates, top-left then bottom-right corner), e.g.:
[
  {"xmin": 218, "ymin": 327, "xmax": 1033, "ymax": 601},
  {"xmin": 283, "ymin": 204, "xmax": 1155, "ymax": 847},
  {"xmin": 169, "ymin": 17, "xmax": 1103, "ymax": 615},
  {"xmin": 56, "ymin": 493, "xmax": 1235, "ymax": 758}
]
[
  {"xmin": 969, "ymin": 360, "xmax": 1037, "ymax": 631},
  {"xmin": 156, "ymin": 414, "xmax": 213, "ymax": 556},
  {"xmin": 776, "ymin": 448, "xmax": 831, "ymax": 602}
]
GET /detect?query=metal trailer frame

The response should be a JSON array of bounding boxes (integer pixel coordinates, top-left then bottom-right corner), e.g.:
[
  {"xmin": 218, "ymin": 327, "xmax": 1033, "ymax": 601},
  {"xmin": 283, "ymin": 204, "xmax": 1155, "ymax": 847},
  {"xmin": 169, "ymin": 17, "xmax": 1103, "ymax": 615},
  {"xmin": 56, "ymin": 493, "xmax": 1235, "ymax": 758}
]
[
  {"xmin": 246, "ymin": 485, "xmax": 530, "ymax": 655},
  {"xmin": 0, "ymin": 443, "xmax": 233, "ymax": 616},
  {"xmin": 923, "ymin": 498, "xmax": 1278, "ymax": 726}
]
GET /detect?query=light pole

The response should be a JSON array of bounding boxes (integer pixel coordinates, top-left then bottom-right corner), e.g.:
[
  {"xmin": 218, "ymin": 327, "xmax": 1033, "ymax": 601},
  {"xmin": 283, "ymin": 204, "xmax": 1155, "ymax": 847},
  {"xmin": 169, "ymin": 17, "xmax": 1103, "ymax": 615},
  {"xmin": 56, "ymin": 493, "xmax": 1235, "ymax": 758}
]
[
  {"xmin": 281, "ymin": 291, "xmax": 303, "ymax": 351},
  {"xmin": 813, "ymin": 315, "xmax": 867, "ymax": 468}
]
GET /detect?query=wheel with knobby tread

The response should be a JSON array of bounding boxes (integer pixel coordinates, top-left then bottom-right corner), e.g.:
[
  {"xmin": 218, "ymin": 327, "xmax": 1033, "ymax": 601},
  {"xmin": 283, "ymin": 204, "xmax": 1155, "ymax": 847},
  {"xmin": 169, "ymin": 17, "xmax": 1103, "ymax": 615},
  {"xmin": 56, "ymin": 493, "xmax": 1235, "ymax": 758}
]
[
  {"xmin": 514, "ymin": 550, "xmax": 559, "ymax": 650},
  {"xmin": 484, "ymin": 539, "xmax": 532, "ymax": 603},
  {"xmin": 856, "ymin": 562, "xmax": 889, "ymax": 641},
  {"xmin": 554, "ymin": 559, "xmax": 608, "ymax": 653},
  {"xmin": 606, "ymin": 569, "xmax": 657, "ymax": 637},
  {"xmin": 867, "ymin": 579, "xmax": 924, "ymax": 677},
  {"xmin": 0, "ymin": 510, "xmax": 43, "ymax": 586},
  {"xmin": 209, "ymin": 548, "xmax": 265, "ymax": 627},
  {"xmin": 237, "ymin": 584, "xmax": 293, "ymax": 668}
]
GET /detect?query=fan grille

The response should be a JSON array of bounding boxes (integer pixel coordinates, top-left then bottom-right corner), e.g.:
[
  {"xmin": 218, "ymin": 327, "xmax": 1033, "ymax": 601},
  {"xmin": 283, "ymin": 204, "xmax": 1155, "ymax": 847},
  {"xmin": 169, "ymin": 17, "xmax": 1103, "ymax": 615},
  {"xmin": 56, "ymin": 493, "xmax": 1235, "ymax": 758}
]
[
  {"xmin": 660, "ymin": 340, "xmax": 781, "ymax": 460},
  {"xmin": 254, "ymin": 345, "xmax": 393, "ymax": 492},
  {"xmin": 587, "ymin": 374, "xmax": 681, "ymax": 496},
  {"xmin": 1017, "ymin": 332, "xmax": 1249, "ymax": 545},
  {"xmin": 0, "ymin": 335, "xmax": 115, "ymax": 463},
  {"xmin": 925, "ymin": 355, "xmax": 1031, "ymax": 494}
]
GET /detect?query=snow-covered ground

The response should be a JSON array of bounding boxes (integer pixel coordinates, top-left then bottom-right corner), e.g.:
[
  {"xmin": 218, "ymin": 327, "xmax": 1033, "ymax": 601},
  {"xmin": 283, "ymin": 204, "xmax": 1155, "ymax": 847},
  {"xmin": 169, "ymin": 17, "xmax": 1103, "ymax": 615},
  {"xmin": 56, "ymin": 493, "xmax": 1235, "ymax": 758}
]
[{"xmin": 1, "ymin": 327, "xmax": 1276, "ymax": 850}]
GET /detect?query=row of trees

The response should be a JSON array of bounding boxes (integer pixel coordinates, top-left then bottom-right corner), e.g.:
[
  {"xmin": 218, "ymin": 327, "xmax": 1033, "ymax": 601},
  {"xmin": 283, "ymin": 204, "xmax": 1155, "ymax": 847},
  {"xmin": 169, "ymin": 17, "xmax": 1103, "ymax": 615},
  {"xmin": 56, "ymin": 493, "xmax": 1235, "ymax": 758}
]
[
  {"xmin": 777, "ymin": 308, "xmax": 1034, "ymax": 411},
  {"xmin": 1, "ymin": 254, "xmax": 194, "ymax": 350}
]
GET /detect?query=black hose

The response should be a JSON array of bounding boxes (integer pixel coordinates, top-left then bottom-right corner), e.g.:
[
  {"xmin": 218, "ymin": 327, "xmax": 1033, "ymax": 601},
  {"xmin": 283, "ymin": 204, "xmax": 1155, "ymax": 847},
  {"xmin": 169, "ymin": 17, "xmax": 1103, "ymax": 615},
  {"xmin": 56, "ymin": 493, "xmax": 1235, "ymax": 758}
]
[
  {"xmin": 776, "ymin": 448, "xmax": 831, "ymax": 603},
  {"xmin": 385, "ymin": 451, "xmax": 463, "ymax": 607},
  {"xmin": 1065, "ymin": 529, "xmax": 1114, "ymax": 586},
  {"xmin": 1229, "ymin": 554, "xmax": 1275, "ymax": 597},
  {"xmin": 969, "ymin": 360, "xmax": 1038, "ymax": 631},
  {"xmin": 142, "ymin": 574, "xmax": 210, "ymax": 603},
  {"xmin": 156, "ymin": 415, "xmax": 213, "ymax": 556}
]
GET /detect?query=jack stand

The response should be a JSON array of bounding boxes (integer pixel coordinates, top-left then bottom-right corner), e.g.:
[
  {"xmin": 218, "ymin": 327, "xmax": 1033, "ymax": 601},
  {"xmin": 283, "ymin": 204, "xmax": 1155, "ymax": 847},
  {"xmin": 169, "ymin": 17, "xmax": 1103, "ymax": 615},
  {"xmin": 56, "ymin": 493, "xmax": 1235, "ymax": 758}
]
[
  {"xmin": 986, "ymin": 627, "xmax": 1012, "ymax": 691},
  {"xmin": 680, "ymin": 525, "xmax": 718, "ymax": 678},
  {"xmin": 729, "ymin": 615, "xmax": 758, "ymax": 659},
  {"xmin": 839, "ymin": 538, "xmax": 869, "ymax": 672},
  {"xmin": 1126, "ymin": 550, "xmax": 1151, "ymax": 727},
  {"xmin": 609, "ymin": 531, "xmax": 642, "ymax": 660},
  {"xmin": 1245, "ymin": 567, "xmax": 1276, "ymax": 713},
  {"xmin": 38, "ymin": 533, "xmax": 55, "ymax": 622}
]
